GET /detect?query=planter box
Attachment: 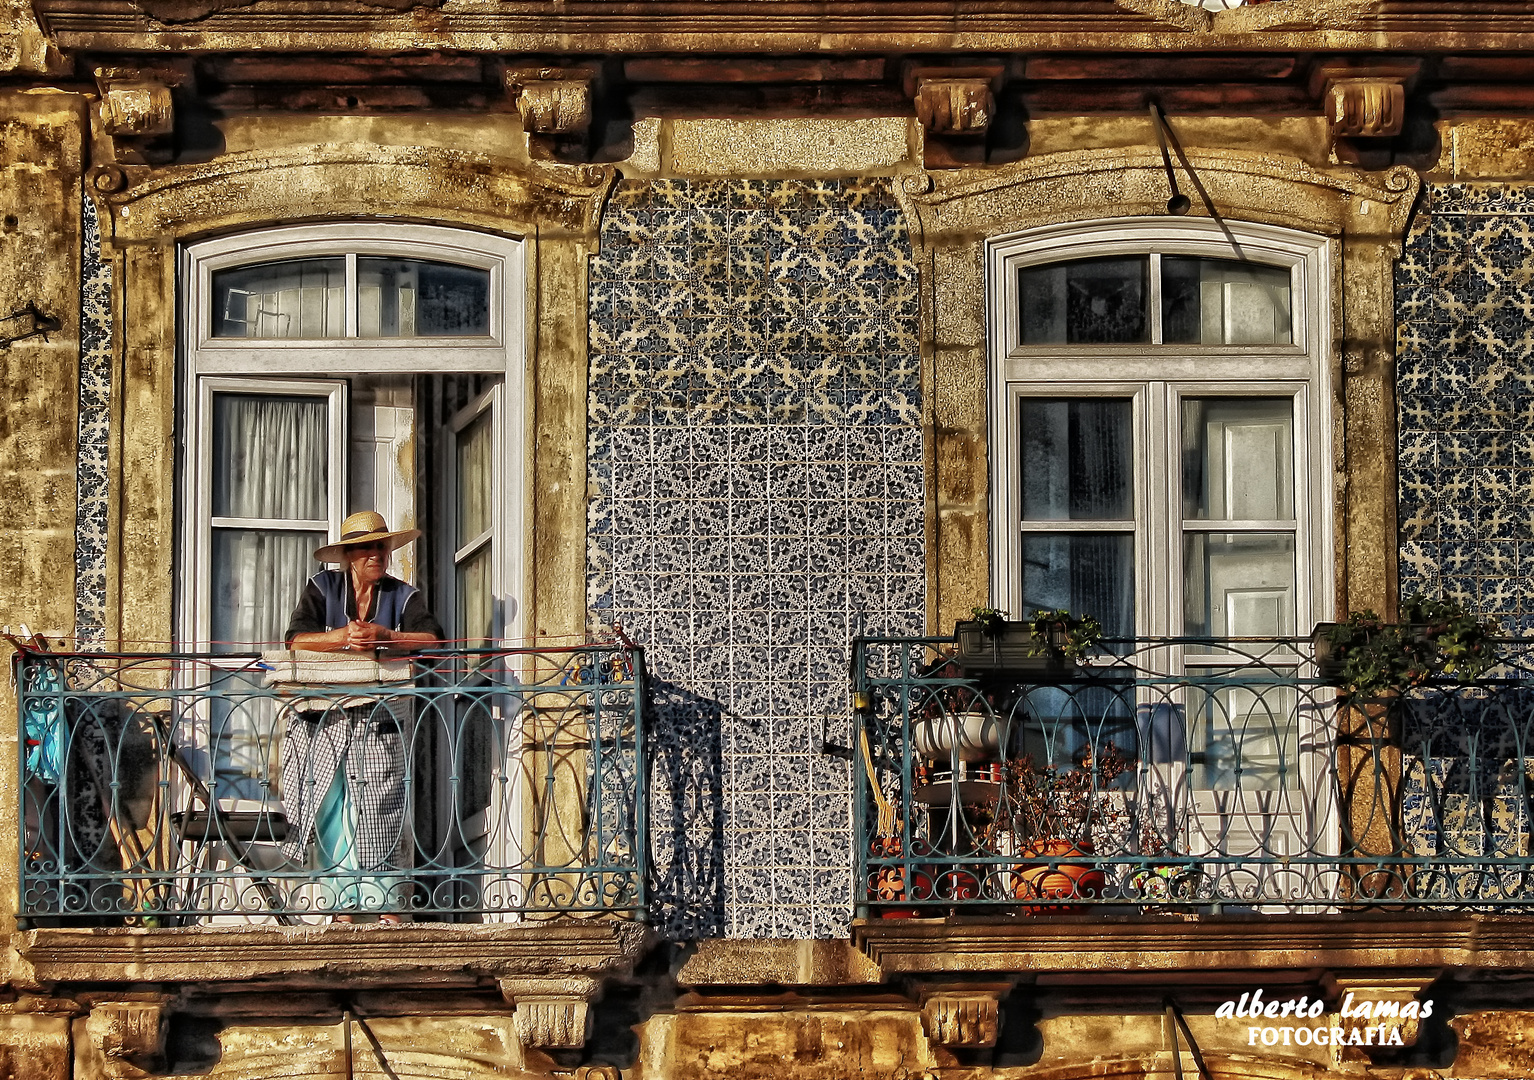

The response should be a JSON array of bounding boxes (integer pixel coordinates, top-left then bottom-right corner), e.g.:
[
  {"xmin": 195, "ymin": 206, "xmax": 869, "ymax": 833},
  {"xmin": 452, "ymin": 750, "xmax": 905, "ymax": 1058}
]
[
  {"xmin": 954, "ymin": 621, "xmax": 1077, "ymax": 679},
  {"xmin": 1310, "ymin": 621, "xmax": 1433, "ymax": 687}
]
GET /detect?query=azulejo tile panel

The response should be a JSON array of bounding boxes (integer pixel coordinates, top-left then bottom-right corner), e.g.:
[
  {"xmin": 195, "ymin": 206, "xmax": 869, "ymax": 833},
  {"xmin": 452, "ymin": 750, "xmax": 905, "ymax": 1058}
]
[
  {"xmin": 75, "ymin": 194, "xmax": 112, "ymax": 651},
  {"xmin": 1396, "ymin": 183, "xmax": 1534, "ymax": 633},
  {"xmin": 588, "ymin": 179, "xmax": 926, "ymax": 939}
]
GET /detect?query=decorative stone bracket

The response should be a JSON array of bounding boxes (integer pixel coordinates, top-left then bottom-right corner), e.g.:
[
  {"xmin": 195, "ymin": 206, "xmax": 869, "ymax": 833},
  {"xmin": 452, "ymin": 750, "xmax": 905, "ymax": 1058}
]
[
  {"xmin": 500, "ymin": 975, "xmax": 602, "ymax": 1050},
  {"xmin": 1310, "ymin": 61, "xmax": 1420, "ymax": 162},
  {"xmin": 84, "ymin": 998, "xmax": 172, "ymax": 1079},
  {"xmin": 505, "ymin": 66, "xmax": 597, "ymax": 137},
  {"xmin": 917, "ymin": 983, "xmax": 1011, "ymax": 1048},
  {"xmin": 904, "ymin": 65, "xmax": 1004, "ymax": 137},
  {"xmin": 94, "ymin": 67, "xmax": 174, "ymax": 166},
  {"xmin": 1322, "ymin": 974, "xmax": 1439, "ymax": 1048}
]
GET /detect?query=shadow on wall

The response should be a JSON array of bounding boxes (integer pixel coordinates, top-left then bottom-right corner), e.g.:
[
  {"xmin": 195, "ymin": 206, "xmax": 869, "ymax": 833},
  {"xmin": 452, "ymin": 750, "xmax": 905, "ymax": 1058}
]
[{"xmin": 647, "ymin": 677, "xmax": 727, "ymax": 936}]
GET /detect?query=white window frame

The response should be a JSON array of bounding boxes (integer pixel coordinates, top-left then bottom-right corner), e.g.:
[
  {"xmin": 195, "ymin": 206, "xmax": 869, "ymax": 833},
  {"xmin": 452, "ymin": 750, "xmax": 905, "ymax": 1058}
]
[
  {"xmin": 985, "ymin": 218, "xmax": 1335, "ymax": 639},
  {"xmin": 178, "ymin": 222, "xmax": 528, "ymax": 652}
]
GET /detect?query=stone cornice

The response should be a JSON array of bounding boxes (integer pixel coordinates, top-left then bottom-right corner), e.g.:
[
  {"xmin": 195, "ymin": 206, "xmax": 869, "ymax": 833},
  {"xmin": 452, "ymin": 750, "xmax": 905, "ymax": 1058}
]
[
  {"xmin": 854, "ymin": 914, "xmax": 1534, "ymax": 979},
  {"xmin": 19, "ymin": 920, "xmax": 652, "ymax": 988},
  {"xmin": 95, "ymin": 143, "xmax": 614, "ymax": 246},
  {"xmin": 28, "ymin": 0, "xmax": 1534, "ymax": 54}
]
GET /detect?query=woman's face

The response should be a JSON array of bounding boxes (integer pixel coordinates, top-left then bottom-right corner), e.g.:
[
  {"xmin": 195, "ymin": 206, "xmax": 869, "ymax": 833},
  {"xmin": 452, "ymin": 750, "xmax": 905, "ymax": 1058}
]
[{"xmin": 345, "ymin": 542, "xmax": 390, "ymax": 586}]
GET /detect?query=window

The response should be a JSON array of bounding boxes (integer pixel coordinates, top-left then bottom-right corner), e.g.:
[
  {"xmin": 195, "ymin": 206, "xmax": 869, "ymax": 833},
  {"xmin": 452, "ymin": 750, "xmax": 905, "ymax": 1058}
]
[
  {"xmin": 989, "ymin": 220, "xmax": 1331, "ymax": 647},
  {"xmin": 989, "ymin": 220, "xmax": 1334, "ymax": 868},
  {"xmin": 179, "ymin": 224, "xmax": 526, "ymax": 806}
]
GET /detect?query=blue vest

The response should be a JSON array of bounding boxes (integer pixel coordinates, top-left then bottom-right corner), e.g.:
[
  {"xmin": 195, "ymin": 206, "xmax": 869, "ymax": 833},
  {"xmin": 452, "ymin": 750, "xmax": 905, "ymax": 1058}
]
[{"xmin": 310, "ymin": 569, "xmax": 417, "ymax": 632}]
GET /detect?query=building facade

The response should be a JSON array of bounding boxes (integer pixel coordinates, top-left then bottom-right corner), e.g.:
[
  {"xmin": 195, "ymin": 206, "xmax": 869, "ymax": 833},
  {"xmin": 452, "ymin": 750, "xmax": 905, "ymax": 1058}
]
[{"xmin": 5, "ymin": 1, "xmax": 1534, "ymax": 1077}]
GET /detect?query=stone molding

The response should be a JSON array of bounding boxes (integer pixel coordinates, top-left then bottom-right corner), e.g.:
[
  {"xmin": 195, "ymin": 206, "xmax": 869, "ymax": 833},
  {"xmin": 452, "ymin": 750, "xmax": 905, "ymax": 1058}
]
[
  {"xmin": 854, "ymin": 914, "xmax": 1534, "ymax": 977},
  {"xmin": 84, "ymin": 998, "xmax": 171, "ymax": 1079},
  {"xmin": 91, "ymin": 143, "xmax": 614, "ymax": 247},
  {"xmin": 1324, "ymin": 77, "xmax": 1406, "ymax": 139},
  {"xmin": 30, "ymin": 2, "xmax": 1534, "ymax": 53},
  {"xmin": 21, "ymin": 922, "xmax": 651, "ymax": 987}
]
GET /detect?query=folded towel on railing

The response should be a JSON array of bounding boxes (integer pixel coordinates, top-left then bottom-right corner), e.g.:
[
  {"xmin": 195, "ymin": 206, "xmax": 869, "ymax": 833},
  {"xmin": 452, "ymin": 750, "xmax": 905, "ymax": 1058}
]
[{"xmin": 260, "ymin": 649, "xmax": 413, "ymax": 686}]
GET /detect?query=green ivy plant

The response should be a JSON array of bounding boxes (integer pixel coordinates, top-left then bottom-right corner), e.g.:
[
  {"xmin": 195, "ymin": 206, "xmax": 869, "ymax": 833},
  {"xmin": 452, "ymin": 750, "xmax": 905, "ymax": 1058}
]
[
  {"xmin": 1026, "ymin": 609, "xmax": 1104, "ymax": 662},
  {"xmin": 970, "ymin": 606, "xmax": 1009, "ymax": 637},
  {"xmin": 1323, "ymin": 594, "xmax": 1501, "ymax": 700}
]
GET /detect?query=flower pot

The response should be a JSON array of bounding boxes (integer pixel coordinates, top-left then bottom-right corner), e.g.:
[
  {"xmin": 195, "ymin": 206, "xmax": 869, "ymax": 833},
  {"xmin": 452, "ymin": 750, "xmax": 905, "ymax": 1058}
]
[
  {"xmin": 911, "ymin": 707, "xmax": 1001, "ymax": 763},
  {"xmin": 954, "ymin": 621, "xmax": 1077, "ymax": 679},
  {"xmin": 1013, "ymin": 839, "xmax": 1106, "ymax": 914}
]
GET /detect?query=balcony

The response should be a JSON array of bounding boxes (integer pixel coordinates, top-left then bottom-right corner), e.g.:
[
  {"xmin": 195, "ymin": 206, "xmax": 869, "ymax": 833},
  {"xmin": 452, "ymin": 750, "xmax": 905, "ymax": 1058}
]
[
  {"xmin": 852, "ymin": 633, "xmax": 1534, "ymax": 922},
  {"xmin": 14, "ymin": 643, "xmax": 648, "ymax": 929}
]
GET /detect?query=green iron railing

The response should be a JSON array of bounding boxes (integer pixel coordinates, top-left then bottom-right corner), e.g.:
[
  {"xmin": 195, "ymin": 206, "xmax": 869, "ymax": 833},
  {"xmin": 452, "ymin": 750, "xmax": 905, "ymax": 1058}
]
[
  {"xmin": 16, "ymin": 643, "xmax": 647, "ymax": 925},
  {"xmin": 854, "ymin": 634, "xmax": 1534, "ymax": 917}
]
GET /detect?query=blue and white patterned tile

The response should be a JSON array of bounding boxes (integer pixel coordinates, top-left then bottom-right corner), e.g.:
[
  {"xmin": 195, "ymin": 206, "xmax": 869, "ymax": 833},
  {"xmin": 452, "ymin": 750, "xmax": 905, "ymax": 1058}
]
[{"xmin": 73, "ymin": 194, "xmax": 112, "ymax": 650}]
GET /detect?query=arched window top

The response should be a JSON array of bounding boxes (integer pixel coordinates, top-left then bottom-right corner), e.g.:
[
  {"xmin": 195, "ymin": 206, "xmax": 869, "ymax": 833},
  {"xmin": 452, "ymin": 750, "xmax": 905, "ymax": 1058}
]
[
  {"xmin": 989, "ymin": 218, "xmax": 1328, "ymax": 365},
  {"xmin": 184, "ymin": 222, "xmax": 524, "ymax": 374}
]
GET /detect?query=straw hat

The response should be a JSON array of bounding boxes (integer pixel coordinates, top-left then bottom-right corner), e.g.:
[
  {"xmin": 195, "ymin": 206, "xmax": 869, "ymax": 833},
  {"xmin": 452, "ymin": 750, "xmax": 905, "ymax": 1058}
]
[{"xmin": 313, "ymin": 511, "xmax": 422, "ymax": 563}]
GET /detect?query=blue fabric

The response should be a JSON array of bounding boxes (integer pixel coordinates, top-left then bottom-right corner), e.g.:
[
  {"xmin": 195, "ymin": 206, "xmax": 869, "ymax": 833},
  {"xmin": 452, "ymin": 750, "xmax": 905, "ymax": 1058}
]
[
  {"xmin": 310, "ymin": 570, "xmax": 417, "ymax": 632},
  {"xmin": 22, "ymin": 661, "xmax": 63, "ymax": 783}
]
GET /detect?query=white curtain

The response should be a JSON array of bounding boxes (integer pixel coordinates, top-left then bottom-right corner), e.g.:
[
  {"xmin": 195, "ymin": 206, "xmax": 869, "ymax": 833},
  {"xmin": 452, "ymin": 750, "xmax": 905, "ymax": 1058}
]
[{"xmin": 211, "ymin": 394, "xmax": 329, "ymax": 649}]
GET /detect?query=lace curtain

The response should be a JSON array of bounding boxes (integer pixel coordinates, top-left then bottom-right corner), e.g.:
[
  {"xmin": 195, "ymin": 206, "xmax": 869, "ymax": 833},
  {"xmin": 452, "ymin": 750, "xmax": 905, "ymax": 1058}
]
[{"xmin": 211, "ymin": 393, "xmax": 330, "ymax": 649}]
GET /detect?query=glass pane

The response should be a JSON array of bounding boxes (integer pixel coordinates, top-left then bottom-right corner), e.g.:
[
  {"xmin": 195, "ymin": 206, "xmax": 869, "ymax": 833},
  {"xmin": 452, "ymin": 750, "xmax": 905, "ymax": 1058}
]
[
  {"xmin": 1183, "ymin": 532, "xmax": 1295, "ymax": 638},
  {"xmin": 1181, "ymin": 398, "xmax": 1293, "ymax": 521},
  {"xmin": 456, "ymin": 545, "xmax": 494, "ymax": 650},
  {"xmin": 1163, "ymin": 257, "xmax": 1292, "ymax": 345},
  {"xmin": 1189, "ymin": 677, "xmax": 1300, "ymax": 791},
  {"xmin": 358, "ymin": 258, "xmax": 490, "ymax": 338},
  {"xmin": 457, "ymin": 410, "xmax": 493, "ymax": 547},
  {"xmin": 213, "ymin": 394, "xmax": 330, "ymax": 520},
  {"xmin": 211, "ymin": 259, "xmax": 345, "ymax": 339},
  {"xmin": 1022, "ymin": 533, "xmax": 1135, "ymax": 637},
  {"xmin": 1019, "ymin": 257, "xmax": 1148, "ymax": 344},
  {"xmin": 1021, "ymin": 399, "xmax": 1133, "ymax": 521},
  {"xmin": 211, "ymin": 528, "xmax": 326, "ymax": 650},
  {"xmin": 206, "ymin": 670, "xmax": 284, "ymax": 802}
]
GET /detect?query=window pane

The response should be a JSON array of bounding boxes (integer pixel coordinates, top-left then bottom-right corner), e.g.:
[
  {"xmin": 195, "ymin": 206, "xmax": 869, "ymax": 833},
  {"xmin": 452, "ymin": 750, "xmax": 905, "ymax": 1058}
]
[
  {"xmin": 1188, "ymin": 677, "xmax": 1300, "ymax": 791},
  {"xmin": 457, "ymin": 410, "xmax": 493, "ymax": 547},
  {"xmin": 1019, "ymin": 257, "xmax": 1148, "ymax": 344},
  {"xmin": 211, "ymin": 528, "xmax": 326, "ymax": 649},
  {"xmin": 1021, "ymin": 398, "xmax": 1133, "ymax": 521},
  {"xmin": 1022, "ymin": 533, "xmax": 1135, "ymax": 637},
  {"xmin": 1181, "ymin": 398, "xmax": 1293, "ymax": 521},
  {"xmin": 213, "ymin": 394, "xmax": 330, "ymax": 520},
  {"xmin": 1183, "ymin": 531, "xmax": 1295, "ymax": 638},
  {"xmin": 211, "ymin": 259, "xmax": 345, "ymax": 339},
  {"xmin": 358, "ymin": 258, "xmax": 490, "ymax": 338},
  {"xmin": 1162, "ymin": 257, "xmax": 1292, "ymax": 345},
  {"xmin": 456, "ymin": 546, "xmax": 494, "ymax": 650}
]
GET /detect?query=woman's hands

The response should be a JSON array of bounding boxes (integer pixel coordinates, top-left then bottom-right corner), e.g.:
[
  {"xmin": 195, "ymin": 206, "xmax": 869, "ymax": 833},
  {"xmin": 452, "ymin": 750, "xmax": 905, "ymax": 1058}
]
[{"xmin": 290, "ymin": 621, "xmax": 437, "ymax": 653}]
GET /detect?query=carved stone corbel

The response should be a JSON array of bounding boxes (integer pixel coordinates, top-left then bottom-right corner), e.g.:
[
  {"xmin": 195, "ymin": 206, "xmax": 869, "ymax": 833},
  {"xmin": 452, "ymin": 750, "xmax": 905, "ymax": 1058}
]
[
  {"xmin": 1309, "ymin": 62, "xmax": 1419, "ymax": 163},
  {"xmin": 904, "ymin": 65, "xmax": 1005, "ymax": 137},
  {"xmin": 1322, "ymin": 974, "xmax": 1438, "ymax": 1048},
  {"xmin": 85, "ymin": 999, "xmax": 171, "ymax": 1078},
  {"xmin": 918, "ymin": 983, "xmax": 1010, "ymax": 1048},
  {"xmin": 94, "ymin": 68, "xmax": 175, "ymax": 167},
  {"xmin": 500, "ymin": 975, "xmax": 602, "ymax": 1050},
  {"xmin": 505, "ymin": 67, "xmax": 596, "ymax": 136}
]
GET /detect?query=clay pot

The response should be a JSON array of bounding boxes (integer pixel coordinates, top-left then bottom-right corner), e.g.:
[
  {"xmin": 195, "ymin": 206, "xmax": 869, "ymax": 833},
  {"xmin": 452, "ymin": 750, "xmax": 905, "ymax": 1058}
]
[{"xmin": 1013, "ymin": 839, "xmax": 1106, "ymax": 914}]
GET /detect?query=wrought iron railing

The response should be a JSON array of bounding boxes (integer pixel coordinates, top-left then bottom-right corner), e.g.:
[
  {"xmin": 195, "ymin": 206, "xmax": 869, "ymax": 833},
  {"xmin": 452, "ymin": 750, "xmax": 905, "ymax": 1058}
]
[
  {"xmin": 15, "ymin": 644, "xmax": 647, "ymax": 924},
  {"xmin": 853, "ymin": 635, "xmax": 1534, "ymax": 916}
]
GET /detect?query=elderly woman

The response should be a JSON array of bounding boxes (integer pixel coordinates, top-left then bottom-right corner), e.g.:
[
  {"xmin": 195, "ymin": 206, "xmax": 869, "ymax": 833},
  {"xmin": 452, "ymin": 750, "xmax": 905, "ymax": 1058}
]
[{"xmin": 281, "ymin": 511, "xmax": 443, "ymax": 923}]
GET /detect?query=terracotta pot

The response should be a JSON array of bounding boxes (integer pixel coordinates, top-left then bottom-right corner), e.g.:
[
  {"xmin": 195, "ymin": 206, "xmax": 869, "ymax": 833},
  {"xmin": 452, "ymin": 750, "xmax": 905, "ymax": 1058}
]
[{"xmin": 1013, "ymin": 839, "xmax": 1106, "ymax": 914}]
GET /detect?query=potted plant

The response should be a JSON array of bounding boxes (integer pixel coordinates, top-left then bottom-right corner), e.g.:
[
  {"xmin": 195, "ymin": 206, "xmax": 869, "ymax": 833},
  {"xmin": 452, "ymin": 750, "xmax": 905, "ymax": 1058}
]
[
  {"xmin": 1313, "ymin": 594, "xmax": 1501, "ymax": 700},
  {"xmin": 954, "ymin": 606, "xmax": 1103, "ymax": 678},
  {"xmin": 988, "ymin": 743, "xmax": 1129, "ymax": 913}
]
